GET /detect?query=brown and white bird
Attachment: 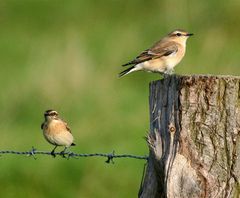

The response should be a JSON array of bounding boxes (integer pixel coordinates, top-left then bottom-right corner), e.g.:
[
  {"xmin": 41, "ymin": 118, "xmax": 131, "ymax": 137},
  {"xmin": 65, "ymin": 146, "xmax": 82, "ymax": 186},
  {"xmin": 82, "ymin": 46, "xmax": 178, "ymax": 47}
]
[
  {"xmin": 41, "ymin": 109, "xmax": 76, "ymax": 157},
  {"xmin": 119, "ymin": 29, "xmax": 193, "ymax": 77}
]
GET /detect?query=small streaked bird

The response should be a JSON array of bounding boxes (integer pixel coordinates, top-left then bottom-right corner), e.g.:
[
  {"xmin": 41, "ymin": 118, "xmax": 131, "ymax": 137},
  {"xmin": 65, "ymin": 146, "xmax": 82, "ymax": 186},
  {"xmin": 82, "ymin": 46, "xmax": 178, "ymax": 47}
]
[
  {"xmin": 119, "ymin": 29, "xmax": 193, "ymax": 77},
  {"xmin": 41, "ymin": 110, "xmax": 76, "ymax": 157}
]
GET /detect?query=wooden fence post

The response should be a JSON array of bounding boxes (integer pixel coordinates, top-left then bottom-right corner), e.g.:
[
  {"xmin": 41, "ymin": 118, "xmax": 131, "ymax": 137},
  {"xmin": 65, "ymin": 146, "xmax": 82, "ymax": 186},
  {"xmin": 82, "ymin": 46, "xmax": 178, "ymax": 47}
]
[{"xmin": 139, "ymin": 75, "xmax": 240, "ymax": 198}]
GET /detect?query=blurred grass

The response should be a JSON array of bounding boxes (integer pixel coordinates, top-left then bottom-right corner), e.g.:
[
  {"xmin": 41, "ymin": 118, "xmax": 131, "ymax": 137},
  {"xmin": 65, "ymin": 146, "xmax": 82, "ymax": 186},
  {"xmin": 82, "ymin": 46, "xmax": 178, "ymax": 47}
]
[{"xmin": 0, "ymin": 0, "xmax": 240, "ymax": 197}]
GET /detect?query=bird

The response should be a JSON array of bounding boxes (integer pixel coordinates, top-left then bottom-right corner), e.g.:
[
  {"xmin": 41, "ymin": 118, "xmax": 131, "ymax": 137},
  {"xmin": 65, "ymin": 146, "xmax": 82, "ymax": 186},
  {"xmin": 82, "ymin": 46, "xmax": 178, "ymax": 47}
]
[
  {"xmin": 41, "ymin": 109, "xmax": 76, "ymax": 157},
  {"xmin": 119, "ymin": 29, "xmax": 193, "ymax": 77}
]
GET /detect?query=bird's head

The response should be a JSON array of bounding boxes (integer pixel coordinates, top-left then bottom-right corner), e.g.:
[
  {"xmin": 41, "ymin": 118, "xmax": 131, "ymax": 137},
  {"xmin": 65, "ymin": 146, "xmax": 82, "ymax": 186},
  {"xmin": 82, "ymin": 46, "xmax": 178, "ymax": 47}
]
[
  {"xmin": 44, "ymin": 109, "xmax": 59, "ymax": 121},
  {"xmin": 168, "ymin": 29, "xmax": 193, "ymax": 44}
]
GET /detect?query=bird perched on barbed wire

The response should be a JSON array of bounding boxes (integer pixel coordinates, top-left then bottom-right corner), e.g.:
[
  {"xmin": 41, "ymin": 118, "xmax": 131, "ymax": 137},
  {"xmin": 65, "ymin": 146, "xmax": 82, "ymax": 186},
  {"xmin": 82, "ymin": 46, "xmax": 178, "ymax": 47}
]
[
  {"xmin": 41, "ymin": 109, "xmax": 76, "ymax": 157},
  {"xmin": 119, "ymin": 29, "xmax": 193, "ymax": 77}
]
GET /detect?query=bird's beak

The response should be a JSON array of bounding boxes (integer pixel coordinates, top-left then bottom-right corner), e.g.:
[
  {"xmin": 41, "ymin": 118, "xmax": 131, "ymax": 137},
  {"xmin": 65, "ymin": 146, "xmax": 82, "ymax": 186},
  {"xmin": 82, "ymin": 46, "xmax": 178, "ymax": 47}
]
[{"xmin": 186, "ymin": 33, "xmax": 194, "ymax": 36}]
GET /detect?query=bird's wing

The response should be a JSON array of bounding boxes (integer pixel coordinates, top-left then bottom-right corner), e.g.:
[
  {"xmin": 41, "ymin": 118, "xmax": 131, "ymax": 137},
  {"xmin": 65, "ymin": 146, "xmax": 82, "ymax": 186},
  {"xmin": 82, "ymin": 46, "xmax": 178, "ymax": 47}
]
[
  {"xmin": 63, "ymin": 120, "xmax": 72, "ymax": 133},
  {"xmin": 54, "ymin": 117, "xmax": 72, "ymax": 133},
  {"xmin": 122, "ymin": 41, "xmax": 178, "ymax": 66},
  {"xmin": 149, "ymin": 41, "xmax": 178, "ymax": 57},
  {"xmin": 41, "ymin": 123, "xmax": 44, "ymax": 129}
]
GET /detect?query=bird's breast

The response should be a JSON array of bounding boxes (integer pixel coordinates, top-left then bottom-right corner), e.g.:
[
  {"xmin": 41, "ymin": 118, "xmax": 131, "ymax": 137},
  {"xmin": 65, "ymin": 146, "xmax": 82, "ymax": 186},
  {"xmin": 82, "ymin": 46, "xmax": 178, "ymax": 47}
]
[
  {"xmin": 43, "ymin": 120, "xmax": 74, "ymax": 146},
  {"xmin": 44, "ymin": 120, "xmax": 66, "ymax": 135},
  {"xmin": 165, "ymin": 48, "xmax": 185, "ymax": 69}
]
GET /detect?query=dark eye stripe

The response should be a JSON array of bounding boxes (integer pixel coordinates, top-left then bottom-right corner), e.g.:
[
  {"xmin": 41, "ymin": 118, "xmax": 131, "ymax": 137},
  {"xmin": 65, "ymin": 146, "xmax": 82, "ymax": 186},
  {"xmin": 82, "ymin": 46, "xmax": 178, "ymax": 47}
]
[{"xmin": 44, "ymin": 111, "xmax": 58, "ymax": 116}]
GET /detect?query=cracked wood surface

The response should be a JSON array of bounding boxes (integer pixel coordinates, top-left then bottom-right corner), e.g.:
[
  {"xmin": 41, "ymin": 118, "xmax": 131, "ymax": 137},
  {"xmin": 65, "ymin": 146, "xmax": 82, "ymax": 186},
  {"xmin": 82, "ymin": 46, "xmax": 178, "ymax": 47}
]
[{"xmin": 139, "ymin": 75, "xmax": 240, "ymax": 198}]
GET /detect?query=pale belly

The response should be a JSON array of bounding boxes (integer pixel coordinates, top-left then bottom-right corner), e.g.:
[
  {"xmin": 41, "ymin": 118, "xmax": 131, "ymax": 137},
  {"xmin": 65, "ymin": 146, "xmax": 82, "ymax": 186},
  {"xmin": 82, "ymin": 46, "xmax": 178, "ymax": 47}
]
[{"xmin": 137, "ymin": 53, "xmax": 184, "ymax": 73}]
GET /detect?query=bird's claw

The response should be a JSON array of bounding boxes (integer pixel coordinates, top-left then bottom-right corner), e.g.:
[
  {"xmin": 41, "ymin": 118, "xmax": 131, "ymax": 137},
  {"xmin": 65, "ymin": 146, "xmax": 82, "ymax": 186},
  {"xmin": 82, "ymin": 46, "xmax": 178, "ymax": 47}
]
[
  {"xmin": 60, "ymin": 151, "xmax": 66, "ymax": 158},
  {"xmin": 51, "ymin": 151, "xmax": 56, "ymax": 158}
]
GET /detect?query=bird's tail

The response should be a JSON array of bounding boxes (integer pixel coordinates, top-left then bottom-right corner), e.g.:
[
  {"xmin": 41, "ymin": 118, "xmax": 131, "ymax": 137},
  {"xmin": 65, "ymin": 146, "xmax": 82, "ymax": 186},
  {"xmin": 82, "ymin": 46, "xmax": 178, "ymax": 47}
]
[
  {"xmin": 71, "ymin": 143, "xmax": 76, "ymax": 146},
  {"xmin": 122, "ymin": 61, "xmax": 134, "ymax": 67},
  {"xmin": 118, "ymin": 66, "xmax": 136, "ymax": 77}
]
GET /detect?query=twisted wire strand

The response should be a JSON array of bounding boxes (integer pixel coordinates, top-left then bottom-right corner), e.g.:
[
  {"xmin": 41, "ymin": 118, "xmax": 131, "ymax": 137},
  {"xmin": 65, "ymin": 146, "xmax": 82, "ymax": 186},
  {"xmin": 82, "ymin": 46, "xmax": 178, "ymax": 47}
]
[{"xmin": 0, "ymin": 147, "xmax": 148, "ymax": 163}]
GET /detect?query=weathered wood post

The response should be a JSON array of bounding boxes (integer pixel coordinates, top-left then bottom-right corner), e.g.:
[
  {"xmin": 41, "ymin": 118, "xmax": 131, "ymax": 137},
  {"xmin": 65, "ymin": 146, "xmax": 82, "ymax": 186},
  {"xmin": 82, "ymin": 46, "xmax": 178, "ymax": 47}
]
[{"xmin": 139, "ymin": 75, "xmax": 240, "ymax": 198}]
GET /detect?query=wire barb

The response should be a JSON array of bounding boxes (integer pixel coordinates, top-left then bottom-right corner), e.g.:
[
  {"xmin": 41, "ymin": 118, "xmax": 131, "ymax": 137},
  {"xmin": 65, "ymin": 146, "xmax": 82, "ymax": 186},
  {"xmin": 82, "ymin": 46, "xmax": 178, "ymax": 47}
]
[
  {"xmin": 0, "ymin": 147, "xmax": 148, "ymax": 163},
  {"xmin": 67, "ymin": 152, "xmax": 78, "ymax": 160},
  {"xmin": 105, "ymin": 150, "xmax": 115, "ymax": 164},
  {"xmin": 27, "ymin": 146, "xmax": 37, "ymax": 159}
]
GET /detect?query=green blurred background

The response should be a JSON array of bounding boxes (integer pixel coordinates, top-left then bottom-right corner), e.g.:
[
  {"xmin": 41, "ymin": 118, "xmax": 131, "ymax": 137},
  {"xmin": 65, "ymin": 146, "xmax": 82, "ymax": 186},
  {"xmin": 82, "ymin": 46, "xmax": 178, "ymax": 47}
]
[{"xmin": 0, "ymin": 0, "xmax": 239, "ymax": 197}]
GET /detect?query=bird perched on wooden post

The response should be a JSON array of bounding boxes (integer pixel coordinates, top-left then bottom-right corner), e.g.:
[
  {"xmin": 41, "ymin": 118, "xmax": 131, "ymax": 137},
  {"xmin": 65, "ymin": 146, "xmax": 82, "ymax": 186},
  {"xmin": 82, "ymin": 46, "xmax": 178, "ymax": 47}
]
[
  {"xmin": 119, "ymin": 29, "xmax": 193, "ymax": 77},
  {"xmin": 41, "ymin": 109, "xmax": 76, "ymax": 157}
]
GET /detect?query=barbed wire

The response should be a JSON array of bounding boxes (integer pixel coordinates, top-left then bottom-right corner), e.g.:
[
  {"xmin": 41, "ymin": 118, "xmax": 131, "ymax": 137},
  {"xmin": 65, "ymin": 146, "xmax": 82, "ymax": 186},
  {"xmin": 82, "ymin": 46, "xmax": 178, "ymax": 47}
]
[{"xmin": 0, "ymin": 147, "xmax": 148, "ymax": 163}]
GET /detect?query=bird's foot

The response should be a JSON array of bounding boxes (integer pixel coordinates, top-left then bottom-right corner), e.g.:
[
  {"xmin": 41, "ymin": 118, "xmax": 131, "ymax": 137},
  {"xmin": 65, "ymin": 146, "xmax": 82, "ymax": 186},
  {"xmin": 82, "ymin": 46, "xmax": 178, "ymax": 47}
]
[
  {"xmin": 163, "ymin": 73, "xmax": 170, "ymax": 79},
  {"xmin": 51, "ymin": 150, "xmax": 56, "ymax": 158},
  {"xmin": 60, "ymin": 151, "xmax": 66, "ymax": 158},
  {"xmin": 163, "ymin": 69, "xmax": 175, "ymax": 78}
]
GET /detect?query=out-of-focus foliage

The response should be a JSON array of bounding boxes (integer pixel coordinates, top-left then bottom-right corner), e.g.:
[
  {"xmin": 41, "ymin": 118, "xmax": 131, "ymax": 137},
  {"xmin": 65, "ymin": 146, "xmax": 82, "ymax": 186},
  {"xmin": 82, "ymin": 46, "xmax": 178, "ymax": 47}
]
[{"xmin": 0, "ymin": 0, "xmax": 239, "ymax": 197}]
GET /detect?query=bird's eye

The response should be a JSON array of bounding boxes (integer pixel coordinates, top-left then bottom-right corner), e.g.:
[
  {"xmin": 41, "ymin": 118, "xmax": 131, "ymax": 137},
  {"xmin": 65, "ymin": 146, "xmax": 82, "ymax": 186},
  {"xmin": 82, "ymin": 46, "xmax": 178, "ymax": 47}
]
[{"xmin": 176, "ymin": 33, "xmax": 181, "ymax": 36}]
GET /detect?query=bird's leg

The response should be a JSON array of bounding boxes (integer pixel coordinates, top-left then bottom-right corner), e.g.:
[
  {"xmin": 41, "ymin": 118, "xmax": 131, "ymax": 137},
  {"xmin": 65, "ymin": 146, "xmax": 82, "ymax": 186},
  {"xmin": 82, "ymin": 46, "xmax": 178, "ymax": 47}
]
[
  {"xmin": 169, "ymin": 68, "xmax": 174, "ymax": 75},
  {"xmin": 163, "ymin": 68, "xmax": 174, "ymax": 78},
  {"xmin": 163, "ymin": 73, "xmax": 169, "ymax": 79},
  {"xmin": 60, "ymin": 147, "xmax": 67, "ymax": 158},
  {"xmin": 51, "ymin": 145, "xmax": 58, "ymax": 157}
]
